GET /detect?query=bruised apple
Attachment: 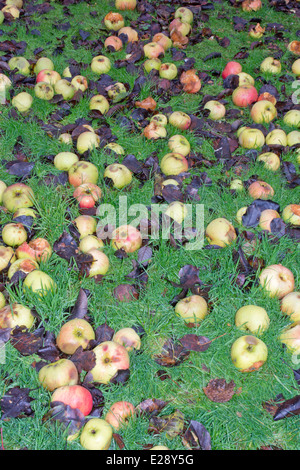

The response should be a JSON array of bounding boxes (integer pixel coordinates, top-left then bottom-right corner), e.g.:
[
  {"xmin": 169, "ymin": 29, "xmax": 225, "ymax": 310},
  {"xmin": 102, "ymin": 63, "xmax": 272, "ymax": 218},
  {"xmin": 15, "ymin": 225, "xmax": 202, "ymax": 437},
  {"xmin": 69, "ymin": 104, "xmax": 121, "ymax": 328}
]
[
  {"xmin": 168, "ymin": 135, "xmax": 190, "ymax": 156},
  {"xmin": 259, "ymin": 264, "xmax": 295, "ymax": 299},
  {"xmin": 0, "ymin": 303, "xmax": 34, "ymax": 329},
  {"xmin": 143, "ymin": 121, "xmax": 167, "ymax": 140},
  {"xmin": 68, "ymin": 161, "xmax": 99, "ymax": 187},
  {"xmin": 180, "ymin": 69, "xmax": 201, "ymax": 94},
  {"xmin": 2, "ymin": 223, "xmax": 27, "ymax": 247},
  {"xmin": 205, "ymin": 218, "xmax": 237, "ymax": 247},
  {"xmin": 56, "ymin": 318, "xmax": 95, "ymax": 355},
  {"xmin": 282, "ymin": 204, "xmax": 300, "ymax": 226},
  {"xmin": 51, "ymin": 385, "xmax": 93, "ymax": 416},
  {"xmin": 73, "ymin": 183, "xmax": 102, "ymax": 209},
  {"xmin": 105, "ymin": 401, "xmax": 135, "ymax": 430},
  {"xmin": 231, "ymin": 335, "xmax": 268, "ymax": 372},
  {"xmin": 168, "ymin": 111, "xmax": 191, "ymax": 130},
  {"xmin": 248, "ymin": 181, "xmax": 274, "ymax": 200},
  {"xmin": 86, "ymin": 340, "xmax": 130, "ymax": 384},
  {"xmin": 113, "ymin": 327, "xmax": 141, "ymax": 351},
  {"xmin": 160, "ymin": 152, "xmax": 189, "ymax": 176},
  {"xmin": 86, "ymin": 249, "xmax": 110, "ymax": 277},
  {"xmin": 257, "ymin": 152, "xmax": 280, "ymax": 171},
  {"xmin": 0, "ymin": 246, "xmax": 16, "ymax": 272},
  {"xmin": 74, "ymin": 215, "xmax": 97, "ymax": 238},
  {"xmin": 38, "ymin": 359, "xmax": 79, "ymax": 391},
  {"xmin": 111, "ymin": 225, "xmax": 142, "ymax": 253},
  {"xmin": 104, "ymin": 164, "xmax": 132, "ymax": 189},
  {"xmin": 7, "ymin": 258, "xmax": 38, "ymax": 280},
  {"xmin": 259, "ymin": 209, "xmax": 280, "ymax": 231}
]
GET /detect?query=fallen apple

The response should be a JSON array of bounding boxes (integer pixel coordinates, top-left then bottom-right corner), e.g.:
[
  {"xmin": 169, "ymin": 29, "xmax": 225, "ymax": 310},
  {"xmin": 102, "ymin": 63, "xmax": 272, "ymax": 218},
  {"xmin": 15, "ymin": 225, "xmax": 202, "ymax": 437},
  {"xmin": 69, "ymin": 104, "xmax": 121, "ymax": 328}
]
[
  {"xmin": 168, "ymin": 111, "xmax": 191, "ymax": 130},
  {"xmin": 259, "ymin": 209, "xmax": 280, "ymax": 231},
  {"xmin": 51, "ymin": 385, "xmax": 93, "ymax": 416},
  {"xmin": 74, "ymin": 215, "xmax": 97, "ymax": 238},
  {"xmin": 204, "ymin": 100, "xmax": 226, "ymax": 120},
  {"xmin": 231, "ymin": 335, "xmax": 268, "ymax": 372},
  {"xmin": 265, "ymin": 129, "xmax": 287, "ymax": 146},
  {"xmin": 248, "ymin": 181, "xmax": 274, "ymax": 200},
  {"xmin": 105, "ymin": 401, "xmax": 135, "ymax": 430},
  {"xmin": 257, "ymin": 152, "xmax": 280, "ymax": 171},
  {"xmin": 259, "ymin": 264, "xmax": 295, "ymax": 299},
  {"xmin": 80, "ymin": 418, "xmax": 113, "ymax": 450},
  {"xmin": 23, "ymin": 270, "xmax": 56, "ymax": 297},
  {"xmin": 34, "ymin": 57, "xmax": 54, "ymax": 74},
  {"xmin": 283, "ymin": 109, "xmax": 300, "ymax": 128},
  {"xmin": 76, "ymin": 131, "xmax": 100, "ymax": 154},
  {"xmin": 86, "ymin": 249, "xmax": 110, "ymax": 277},
  {"xmin": 238, "ymin": 128, "xmax": 265, "ymax": 148},
  {"xmin": 111, "ymin": 225, "xmax": 142, "ymax": 253},
  {"xmin": 282, "ymin": 204, "xmax": 300, "ymax": 226},
  {"xmin": 174, "ymin": 295, "xmax": 208, "ymax": 324},
  {"xmin": 113, "ymin": 328, "xmax": 141, "ymax": 351},
  {"xmin": 73, "ymin": 183, "xmax": 102, "ymax": 209},
  {"xmin": 160, "ymin": 152, "xmax": 189, "ymax": 176},
  {"xmin": 12, "ymin": 91, "xmax": 33, "ymax": 113},
  {"xmin": 222, "ymin": 61, "xmax": 242, "ymax": 79},
  {"xmin": 2, "ymin": 183, "xmax": 34, "ymax": 213},
  {"xmin": 167, "ymin": 135, "xmax": 190, "ymax": 156},
  {"xmin": 165, "ymin": 201, "xmax": 188, "ymax": 224},
  {"xmin": 250, "ymin": 100, "xmax": 277, "ymax": 123},
  {"xmin": 235, "ymin": 305, "xmax": 270, "ymax": 334},
  {"xmin": 54, "ymin": 151, "xmax": 79, "ymax": 171},
  {"xmin": 79, "ymin": 235, "xmax": 104, "ymax": 253},
  {"xmin": 8, "ymin": 56, "xmax": 30, "ymax": 75},
  {"xmin": 104, "ymin": 164, "xmax": 133, "ymax": 189},
  {"xmin": 260, "ymin": 57, "xmax": 281, "ymax": 74},
  {"xmin": 281, "ymin": 292, "xmax": 300, "ymax": 322},
  {"xmin": 68, "ymin": 161, "xmax": 99, "ymax": 187},
  {"xmin": 91, "ymin": 55, "xmax": 111, "ymax": 74},
  {"xmin": 205, "ymin": 218, "xmax": 237, "ymax": 247},
  {"xmin": 279, "ymin": 322, "xmax": 300, "ymax": 355},
  {"xmin": 38, "ymin": 358, "xmax": 79, "ymax": 391},
  {"xmin": 87, "ymin": 340, "xmax": 130, "ymax": 384},
  {"xmin": 56, "ymin": 318, "xmax": 95, "ymax": 355},
  {"xmin": 2, "ymin": 222, "xmax": 27, "ymax": 247},
  {"xmin": 34, "ymin": 82, "xmax": 55, "ymax": 101},
  {"xmin": 0, "ymin": 302, "xmax": 34, "ymax": 329},
  {"xmin": 16, "ymin": 238, "xmax": 52, "ymax": 263},
  {"xmin": 232, "ymin": 85, "xmax": 258, "ymax": 107},
  {"xmin": 0, "ymin": 245, "xmax": 16, "ymax": 272},
  {"xmin": 7, "ymin": 258, "xmax": 38, "ymax": 280}
]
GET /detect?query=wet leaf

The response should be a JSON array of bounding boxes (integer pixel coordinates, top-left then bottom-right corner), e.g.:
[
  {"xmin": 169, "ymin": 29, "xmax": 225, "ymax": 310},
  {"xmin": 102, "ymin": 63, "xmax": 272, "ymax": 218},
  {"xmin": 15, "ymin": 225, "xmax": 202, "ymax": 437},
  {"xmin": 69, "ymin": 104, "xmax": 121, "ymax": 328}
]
[
  {"xmin": 136, "ymin": 398, "xmax": 169, "ymax": 417},
  {"xmin": 182, "ymin": 420, "xmax": 211, "ymax": 450},
  {"xmin": 0, "ymin": 386, "xmax": 35, "ymax": 419},
  {"xmin": 203, "ymin": 378, "xmax": 236, "ymax": 403},
  {"xmin": 153, "ymin": 338, "xmax": 190, "ymax": 367},
  {"xmin": 179, "ymin": 334, "xmax": 211, "ymax": 352},
  {"xmin": 148, "ymin": 409, "xmax": 185, "ymax": 438}
]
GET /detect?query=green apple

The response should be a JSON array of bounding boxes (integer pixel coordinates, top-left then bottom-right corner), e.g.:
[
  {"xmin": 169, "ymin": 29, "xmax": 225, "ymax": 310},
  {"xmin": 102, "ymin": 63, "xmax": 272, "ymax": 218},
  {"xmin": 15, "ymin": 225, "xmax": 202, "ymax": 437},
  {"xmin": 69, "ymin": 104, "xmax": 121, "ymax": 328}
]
[
  {"xmin": 235, "ymin": 305, "xmax": 270, "ymax": 334},
  {"xmin": 231, "ymin": 335, "xmax": 268, "ymax": 372}
]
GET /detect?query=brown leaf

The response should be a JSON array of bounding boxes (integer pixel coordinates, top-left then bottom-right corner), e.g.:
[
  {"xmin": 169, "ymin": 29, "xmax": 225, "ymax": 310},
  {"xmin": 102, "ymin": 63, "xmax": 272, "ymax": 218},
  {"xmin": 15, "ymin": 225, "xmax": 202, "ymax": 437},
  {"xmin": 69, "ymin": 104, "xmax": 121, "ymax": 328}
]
[
  {"xmin": 179, "ymin": 334, "xmax": 211, "ymax": 352},
  {"xmin": 148, "ymin": 409, "xmax": 185, "ymax": 438},
  {"xmin": 153, "ymin": 338, "xmax": 190, "ymax": 367},
  {"xmin": 136, "ymin": 398, "xmax": 168, "ymax": 417},
  {"xmin": 203, "ymin": 378, "xmax": 236, "ymax": 403},
  {"xmin": 135, "ymin": 96, "xmax": 157, "ymax": 111}
]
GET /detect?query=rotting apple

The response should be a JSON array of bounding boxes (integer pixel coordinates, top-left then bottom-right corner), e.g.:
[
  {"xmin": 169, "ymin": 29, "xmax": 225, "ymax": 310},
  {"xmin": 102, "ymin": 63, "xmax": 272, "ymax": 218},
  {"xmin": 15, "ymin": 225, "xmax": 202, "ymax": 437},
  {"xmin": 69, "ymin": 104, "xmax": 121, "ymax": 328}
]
[
  {"xmin": 250, "ymin": 100, "xmax": 277, "ymax": 123},
  {"xmin": 38, "ymin": 358, "xmax": 79, "ymax": 391},
  {"xmin": 51, "ymin": 385, "xmax": 93, "ymax": 416},
  {"xmin": 115, "ymin": 0, "xmax": 136, "ymax": 10},
  {"xmin": 113, "ymin": 328, "xmax": 141, "ymax": 351},
  {"xmin": 104, "ymin": 142, "xmax": 125, "ymax": 155},
  {"xmin": 231, "ymin": 335, "xmax": 268, "ymax": 372},
  {"xmin": 86, "ymin": 340, "xmax": 130, "ymax": 384},
  {"xmin": 118, "ymin": 26, "xmax": 138, "ymax": 43},
  {"xmin": 150, "ymin": 113, "xmax": 168, "ymax": 127},
  {"xmin": 169, "ymin": 18, "xmax": 191, "ymax": 36},
  {"xmin": 259, "ymin": 264, "xmax": 295, "ymax": 299},
  {"xmin": 153, "ymin": 33, "xmax": 172, "ymax": 51},
  {"xmin": 159, "ymin": 63, "xmax": 178, "ymax": 80},
  {"xmin": 104, "ymin": 164, "xmax": 133, "ymax": 189},
  {"xmin": 8, "ymin": 56, "xmax": 30, "ymax": 75},
  {"xmin": 91, "ymin": 55, "xmax": 111, "ymax": 74},
  {"xmin": 0, "ymin": 246, "xmax": 16, "ymax": 272},
  {"xmin": 205, "ymin": 218, "xmax": 237, "ymax": 247},
  {"xmin": 282, "ymin": 204, "xmax": 300, "ymax": 226},
  {"xmin": 180, "ymin": 69, "xmax": 202, "ymax": 94},
  {"xmin": 0, "ymin": 293, "xmax": 5, "ymax": 309},
  {"xmin": 56, "ymin": 318, "xmax": 95, "ymax": 355},
  {"xmin": 104, "ymin": 35, "xmax": 123, "ymax": 52},
  {"xmin": 174, "ymin": 6, "xmax": 193, "ymax": 24},
  {"xmin": 68, "ymin": 161, "xmax": 99, "ymax": 187},
  {"xmin": 34, "ymin": 82, "xmax": 55, "ymax": 100},
  {"xmin": 89, "ymin": 94, "xmax": 109, "ymax": 114},
  {"xmin": 104, "ymin": 12, "xmax": 124, "ymax": 31},
  {"xmin": 259, "ymin": 209, "xmax": 280, "ymax": 231},
  {"xmin": 71, "ymin": 75, "xmax": 88, "ymax": 92},
  {"xmin": 143, "ymin": 121, "xmax": 167, "ymax": 140},
  {"xmin": 54, "ymin": 79, "xmax": 76, "ymax": 100},
  {"xmin": 260, "ymin": 57, "xmax": 281, "ymax": 74},
  {"xmin": 0, "ymin": 303, "xmax": 35, "ymax": 329},
  {"xmin": 235, "ymin": 305, "xmax": 270, "ymax": 334},
  {"xmin": 174, "ymin": 295, "xmax": 208, "ymax": 325},
  {"xmin": 2, "ymin": 222, "xmax": 27, "ymax": 247},
  {"xmin": 111, "ymin": 225, "xmax": 142, "ymax": 253},
  {"xmin": 204, "ymin": 100, "xmax": 226, "ymax": 120},
  {"xmin": 7, "ymin": 258, "xmax": 38, "ymax": 280},
  {"xmin": 168, "ymin": 135, "xmax": 190, "ymax": 156},
  {"xmin": 80, "ymin": 418, "xmax": 113, "ymax": 451},
  {"xmin": 74, "ymin": 215, "xmax": 97, "ymax": 238},
  {"xmin": 105, "ymin": 401, "xmax": 135, "ymax": 430},
  {"xmin": 143, "ymin": 42, "xmax": 165, "ymax": 59},
  {"xmin": 0, "ymin": 180, "xmax": 7, "ymax": 204},
  {"xmin": 143, "ymin": 58, "xmax": 162, "ymax": 73},
  {"xmin": 16, "ymin": 238, "xmax": 52, "ymax": 263},
  {"xmin": 160, "ymin": 152, "xmax": 189, "ymax": 176}
]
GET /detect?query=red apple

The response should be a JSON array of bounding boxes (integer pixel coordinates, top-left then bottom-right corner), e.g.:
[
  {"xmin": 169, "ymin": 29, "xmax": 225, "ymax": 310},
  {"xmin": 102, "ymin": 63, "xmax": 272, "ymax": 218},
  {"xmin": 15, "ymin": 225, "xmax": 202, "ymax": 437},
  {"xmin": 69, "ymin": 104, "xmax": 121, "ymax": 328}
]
[
  {"xmin": 36, "ymin": 69, "xmax": 61, "ymax": 85},
  {"xmin": 51, "ymin": 385, "xmax": 93, "ymax": 416},
  {"xmin": 104, "ymin": 36, "xmax": 123, "ymax": 52},
  {"xmin": 222, "ymin": 61, "xmax": 242, "ymax": 79},
  {"xmin": 168, "ymin": 111, "xmax": 191, "ymax": 130},
  {"xmin": 16, "ymin": 238, "xmax": 52, "ymax": 262},
  {"xmin": 248, "ymin": 181, "xmax": 274, "ymax": 200},
  {"xmin": 111, "ymin": 225, "xmax": 142, "ymax": 253},
  {"xmin": 73, "ymin": 183, "xmax": 102, "ymax": 209},
  {"xmin": 105, "ymin": 401, "xmax": 135, "ymax": 430},
  {"xmin": 115, "ymin": 0, "xmax": 136, "ymax": 10},
  {"xmin": 87, "ymin": 340, "xmax": 130, "ymax": 384},
  {"xmin": 143, "ymin": 42, "xmax": 165, "ymax": 59},
  {"xmin": 232, "ymin": 85, "xmax": 258, "ymax": 107}
]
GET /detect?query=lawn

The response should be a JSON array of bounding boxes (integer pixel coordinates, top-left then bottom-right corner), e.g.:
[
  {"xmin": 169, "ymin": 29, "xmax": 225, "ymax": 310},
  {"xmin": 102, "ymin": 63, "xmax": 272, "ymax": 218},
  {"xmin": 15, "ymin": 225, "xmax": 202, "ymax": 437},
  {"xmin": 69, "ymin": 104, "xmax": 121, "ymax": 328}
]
[{"xmin": 0, "ymin": 0, "xmax": 300, "ymax": 451}]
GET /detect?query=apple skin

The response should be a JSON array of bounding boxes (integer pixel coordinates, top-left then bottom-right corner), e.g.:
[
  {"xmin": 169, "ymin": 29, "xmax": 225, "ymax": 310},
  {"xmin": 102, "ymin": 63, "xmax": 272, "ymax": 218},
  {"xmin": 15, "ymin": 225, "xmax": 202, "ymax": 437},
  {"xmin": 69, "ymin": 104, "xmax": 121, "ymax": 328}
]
[
  {"xmin": 259, "ymin": 209, "xmax": 280, "ymax": 231},
  {"xmin": 282, "ymin": 204, "xmax": 300, "ymax": 226},
  {"xmin": 0, "ymin": 303, "xmax": 34, "ymax": 329},
  {"xmin": 0, "ymin": 292, "xmax": 5, "ymax": 309},
  {"xmin": 169, "ymin": 18, "xmax": 191, "ymax": 36},
  {"xmin": 104, "ymin": 143, "xmax": 125, "ymax": 155},
  {"xmin": 34, "ymin": 57, "xmax": 54, "ymax": 74},
  {"xmin": 68, "ymin": 161, "xmax": 99, "ymax": 187},
  {"xmin": 238, "ymin": 128, "xmax": 265, "ymax": 149},
  {"xmin": 144, "ymin": 58, "xmax": 162, "ymax": 73},
  {"xmin": 104, "ymin": 12, "xmax": 124, "ymax": 31},
  {"xmin": 260, "ymin": 57, "xmax": 281, "ymax": 74},
  {"xmin": 12, "ymin": 92, "xmax": 33, "ymax": 113},
  {"xmin": 80, "ymin": 418, "xmax": 113, "ymax": 450},
  {"xmin": 115, "ymin": 0, "xmax": 136, "ymax": 10},
  {"xmin": 16, "ymin": 238, "xmax": 52, "ymax": 263},
  {"xmin": 118, "ymin": 27, "xmax": 139, "ymax": 43},
  {"xmin": 38, "ymin": 359, "xmax": 79, "ymax": 391},
  {"xmin": 222, "ymin": 61, "xmax": 242, "ymax": 79},
  {"xmin": 287, "ymin": 130, "xmax": 300, "ymax": 146},
  {"xmin": 283, "ymin": 109, "xmax": 300, "ymax": 128},
  {"xmin": 205, "ymin": 218, "xmax": 237, "ymax": 247},
  {"xmin": 259, "ymin": 264, "xmax": 295, "ymax": 299},
  {"xmin": 153, "ymin": 33, "xmax": 172, "ymax": 51},
  {"xmin": 104, "ymin": 36, "xmax": 123, "ymax": 52},
  {"xmin": 86, "ymin": 249, "xmax": 110, "ymax": 277},
  {"xmin": 7, "ymin": 258, "xmax": 38, "ymax": 280},
  {"xmin": 73, "ymin": 183, "xmax": 102, "ymax": 209},
  {"xmin": 279, "ymin": 323, "xmax": 300, "ymax": 355},
  {"xmin": 54, "ymin": 79, "xmax": 76, "ymax": 100},
  {"xmin": 8, "ymin": 56, "xmax": 30, "ymax": 75},
  {"xmin": 238, "ymin": 72, "xmax": 255, "ymax": 86},
  {"xmin": 159, "ymin": 63, "xmax": 178, "ymax": 80},
  {"xmin": 104, "ymin": 164, "xmax": 133, "ymax": 189},
  {"xmin": 204, "ymin": 100, "xmax": 226, "ymax": 120},
  {"xmin": 34, "ymin": 82, "xmax": 55, "ymax": 101},
  {"xmin": 281, "ymin": 292, "xmax": 300, "ymax": 322},
  {"xmin": 71, "ymin": 75, "xmax": 88, "ymax": 92},
  {"xmin": 236, "ymin": 206, "xmax": 248, "ymax": 224},
  {"xmin": 51, "ymin": 385, "xmax": 93, "ymax": 417},
  {"xmin": 231, "ymin": 335, "xmax": 268, "ymax": 372},
  {"xmin": 165, "ymin": 201, "xmax": 188, "ymax": 224},
  {"xmin": 87, "ymin": 340, "xmax": 130, "ymax": 384},
  {"xmin": 265, "ymin": 129, "xmax": 287, "ymax": 146},
  {"xmin": 0, "ymin": 180, "xmax": 7, "ymax": 204},
  {"xmin": 2, "ymin": 183, "xmax": 34, "ymax": 213},
  {"xmin": 76, "ymin": 131, "xmax": 100, "ymax": 155},
  {"xmin": 257, "ymin": 152, "xmax": 280, "ymax": 171},
  {"xmin": 250, "ymin": 100, "xmax": 277, "ymax": 124},
  {"xmin": 180, "ymin": 69, "xmax": 202, "ymax": 94},
  {"xmin": 2, "ymin": 223, "xmax": 27, "ymax": 247},
  {"xmin": 74, "ymin": 215, "xmax": 97, "ymax": 239},
  {"xmin": 113, "ymin": 328, "xmax": 141, "ymax": 351},
  {"xmin": 248, "ymin": 181, "xmax": 274, "ymax": 200},
  {"xmin": 0, "ymin": 246, "xmax": 16, "ymax": 272},
  {"xmin": 168, "ymin": 135, "xmax": 190, "ymax": 156},
  {"xmin": 105, "ymin": 401, "xmax": 135, "ymax": 430},
  {"xmin": 232, "ymin": 85, "xmax": 258, "ymax": 107},
  {"xmin": 175, "ymin": 6, "xmax": 193, "ymax": 24},
  {"xmin": 168, "ymin": 111, "xmax": 191, "ymax": 130},
  {"xmin": 54, "ymin": 152, "xmax": 79, "ymax": 171},
  {"xmin": 91, "ymin": 55, "xmax": 111, "ymax": 74},
  {"xmin": 89, "ymin": 94, "xmax": 109, "ymax": 114},
  {"xmin": 23, "ymin": 270, "xmax": 56, "ymax": 297},
  {"xmin": 143, "ymin": 42, "xmax": 165, "ymax": 59},
  {"xmin": 79, "ymin": 235, "xmax": 104, "ymax": 253},
  {"xmin": 111, "ymin": 225, "xmax": 142, "ymax": 253},
  {"xmin": 56, "ymin": 318, "xmax": 95, "ymax": 355},
  {"xmin": 36, "ymin": 69, "xmax": 61, "ymax": 85},
  {"xmin": 292, "ymin": 58, "xmax": 300, "ymax": 76},
  {"xmin": 235, "ymin": 305, "xmax": 270, "ymax": 334},
  {"xmin": 160, "ymin": 152, "xmax": 189, "ymax": 176},
  {"xmin": 174, "ymin": 295, "xmax": 208, "ymax": 324}
]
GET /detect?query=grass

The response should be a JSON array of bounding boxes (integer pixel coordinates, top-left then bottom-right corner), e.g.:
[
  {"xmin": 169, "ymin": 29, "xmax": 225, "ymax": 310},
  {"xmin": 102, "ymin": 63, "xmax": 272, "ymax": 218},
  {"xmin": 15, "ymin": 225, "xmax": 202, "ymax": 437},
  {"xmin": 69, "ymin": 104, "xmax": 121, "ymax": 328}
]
[{"xmin": 0, "ymin": 0, "xmax": 300, "ymax": 451}]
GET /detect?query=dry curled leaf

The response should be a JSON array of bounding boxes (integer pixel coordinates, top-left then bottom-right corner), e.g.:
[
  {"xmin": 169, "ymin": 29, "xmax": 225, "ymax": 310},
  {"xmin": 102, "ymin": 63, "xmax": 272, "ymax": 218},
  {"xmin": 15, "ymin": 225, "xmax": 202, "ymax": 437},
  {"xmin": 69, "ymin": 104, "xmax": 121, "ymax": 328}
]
[
  {"xmin": 148, "ymin": 409, "xmax": 185, "ymax": 438},
  {"xmin": 203, "ymin": 378, "xmax": 236, "ymax": 403},
  {"xmin": 135, "ymin": 96, "xmax": 157, "ymax": 111}
]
